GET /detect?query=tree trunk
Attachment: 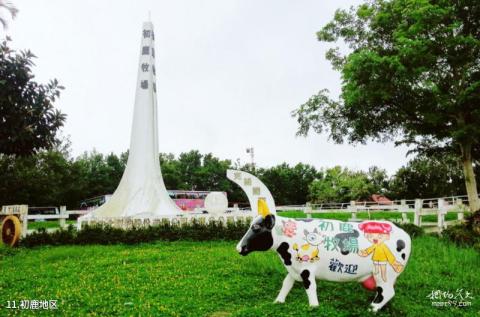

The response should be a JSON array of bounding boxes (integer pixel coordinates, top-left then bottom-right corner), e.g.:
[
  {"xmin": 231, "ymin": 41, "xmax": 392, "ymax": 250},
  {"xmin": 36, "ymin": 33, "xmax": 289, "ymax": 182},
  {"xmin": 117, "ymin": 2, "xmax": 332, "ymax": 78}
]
[{"xmin": 460, "ymin": 142, "xmax": 480, "ymax": 212}]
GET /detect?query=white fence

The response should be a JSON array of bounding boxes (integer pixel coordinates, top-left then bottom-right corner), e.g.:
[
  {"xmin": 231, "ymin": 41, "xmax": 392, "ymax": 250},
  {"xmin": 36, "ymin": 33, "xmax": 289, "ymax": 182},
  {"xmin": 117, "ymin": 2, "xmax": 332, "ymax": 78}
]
[
  {"xmin": 277, "ymin": 195, "xmax": 471, "ymax": 233},
  {"xmin": 0, "ymin": 205, "xmax": 72, "ymax": 237},
  {"xmin": 15, "ymin": 206, "xmax": 87, "ymax": 237}
]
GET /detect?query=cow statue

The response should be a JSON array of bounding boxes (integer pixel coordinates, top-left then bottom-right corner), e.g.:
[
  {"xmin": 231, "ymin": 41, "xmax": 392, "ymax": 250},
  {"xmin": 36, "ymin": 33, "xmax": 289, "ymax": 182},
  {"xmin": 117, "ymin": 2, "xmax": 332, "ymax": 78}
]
[{"xmin": 236, "ymin": 199, "xmax": 411, "ymax": 312}]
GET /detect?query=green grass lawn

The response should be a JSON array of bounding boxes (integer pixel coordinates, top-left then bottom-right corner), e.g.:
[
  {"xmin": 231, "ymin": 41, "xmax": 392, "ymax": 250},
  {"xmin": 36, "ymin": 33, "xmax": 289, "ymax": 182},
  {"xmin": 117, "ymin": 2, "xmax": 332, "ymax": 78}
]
[{"xmin": 0, "ymin": 236, "xmax": 478, "ymax": 316}]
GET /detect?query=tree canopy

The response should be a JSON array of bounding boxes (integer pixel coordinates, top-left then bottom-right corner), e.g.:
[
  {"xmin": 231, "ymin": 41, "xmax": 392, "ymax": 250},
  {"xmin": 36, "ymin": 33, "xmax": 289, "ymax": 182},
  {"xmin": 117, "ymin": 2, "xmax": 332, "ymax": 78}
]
[
  {"xmin": 293, "ymin": 0, "xmax": 480, "ymax": 210},
  {"xmin": 257, "ymin": 163, "xmax": 320, "ymax": 205},
  {"xmin": 0, "ymin": 37, "xmax": 66, "ymax": 156},
  {"xmin": 388, "ymin": 153, "xmax": 473, "ymax": 199},
  {"xmin": 1, "ymin": 146, "xmax": 477, "ymax": 209},
  {"xmin": 0, "ymin": 0, "xmax": 17, "ymax": 30},
  {"xmin": 308, "ymin": 166, "xmax": 388, "ymax": 203}
]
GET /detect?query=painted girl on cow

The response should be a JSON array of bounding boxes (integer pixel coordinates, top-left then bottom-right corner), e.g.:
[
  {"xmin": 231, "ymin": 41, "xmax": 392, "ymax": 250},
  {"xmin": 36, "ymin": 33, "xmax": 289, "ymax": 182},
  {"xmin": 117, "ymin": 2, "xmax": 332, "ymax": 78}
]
[
  {"xmin": 237, "ymin": 198, "xmax": 411, "ymax": 312},
  {"xmin": 358, "ymin": 222, "xmax": 404, "ymax": 282}
]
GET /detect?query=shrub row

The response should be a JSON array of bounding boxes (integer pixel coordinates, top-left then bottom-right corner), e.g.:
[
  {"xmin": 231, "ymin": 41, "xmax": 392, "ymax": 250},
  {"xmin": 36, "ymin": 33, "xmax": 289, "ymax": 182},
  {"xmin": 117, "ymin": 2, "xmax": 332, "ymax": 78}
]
[
  {"xmin": 394, "ymin": 222, "xmax": 424, "ymax": 238},
  {"xmin": 21, "ymin": 219, "xmax": 251, "ymax": 248},
  {"xmin": 20, "ymin": 219, "xmax": 429, "ymax": 248},
  {"xmin": 441, "ymin": 211, "xmax": 480, "ymax": 251}
]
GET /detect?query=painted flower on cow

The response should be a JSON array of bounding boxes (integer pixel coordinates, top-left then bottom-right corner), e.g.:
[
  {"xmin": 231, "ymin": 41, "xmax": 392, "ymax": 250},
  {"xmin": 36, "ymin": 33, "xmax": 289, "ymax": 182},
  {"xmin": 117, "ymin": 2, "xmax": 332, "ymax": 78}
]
[{"xmin": 281, "ymin": 220, "xmax": 297, "ymax": 237}]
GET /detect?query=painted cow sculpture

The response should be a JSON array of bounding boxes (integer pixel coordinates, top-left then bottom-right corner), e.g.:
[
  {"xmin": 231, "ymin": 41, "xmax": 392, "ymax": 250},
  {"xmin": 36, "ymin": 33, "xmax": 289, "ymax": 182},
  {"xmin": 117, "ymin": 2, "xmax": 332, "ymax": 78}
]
[{"xmin": 237, "ymin": 200, "xmax": 411, "ymax": 312}]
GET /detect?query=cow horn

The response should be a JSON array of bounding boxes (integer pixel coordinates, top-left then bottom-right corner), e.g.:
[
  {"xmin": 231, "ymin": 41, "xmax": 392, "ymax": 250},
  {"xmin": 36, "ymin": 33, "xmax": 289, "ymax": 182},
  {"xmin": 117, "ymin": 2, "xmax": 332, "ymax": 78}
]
[{"xmin": 258, "ymin": 198, "xmax": 271, "ymax": 218}]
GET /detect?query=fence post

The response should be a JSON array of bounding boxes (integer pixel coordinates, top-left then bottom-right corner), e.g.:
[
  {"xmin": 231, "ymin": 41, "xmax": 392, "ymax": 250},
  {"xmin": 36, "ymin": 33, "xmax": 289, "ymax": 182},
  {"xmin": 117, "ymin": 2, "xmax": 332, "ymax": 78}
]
[
  {"xmin": 414, "ymin": 199, "xmax": 422, "ymax": 226},
  {"xmin": 349, "ymin": 201, "xmax": 358, "ymax": 221},
  {"xmin": 400, "ymin": 199, "xmax": 408, "ymax": 223},
  {"xmin": 77, "ymin": 218, "xmax": 83, "ymax": 231},
  {"xmin": 305, "ymin": 202, "xmax": 312, "ymax": 219},
  {"xmin": 59, "ymin": 206, "xmax": 67, "ymax": 228},
  {"xmin": 455, "ymin": 198, "xmax": 464, "ymax": 221},
  {"xmin": 20, "ymin": 205, "xmax": 28, "ymax": 238},
  {"xmin": 437, "ymin": 198, "xmax": 446, "ymax": 230}
]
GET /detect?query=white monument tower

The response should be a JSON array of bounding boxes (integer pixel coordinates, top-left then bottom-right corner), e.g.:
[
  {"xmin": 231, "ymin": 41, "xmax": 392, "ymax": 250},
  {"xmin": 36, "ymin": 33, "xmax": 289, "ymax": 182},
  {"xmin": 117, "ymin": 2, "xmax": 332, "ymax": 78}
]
[{"xmin": 87, "ymin": 21, "xmax": 181, "ymax": 219}]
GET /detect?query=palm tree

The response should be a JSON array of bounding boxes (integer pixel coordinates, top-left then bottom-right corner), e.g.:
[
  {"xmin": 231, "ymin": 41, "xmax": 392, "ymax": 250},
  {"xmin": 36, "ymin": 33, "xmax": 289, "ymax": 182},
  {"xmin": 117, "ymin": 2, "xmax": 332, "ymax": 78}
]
[{"xmin": 0, "ymin": 1, "xmax": 18, "ymax": 29}]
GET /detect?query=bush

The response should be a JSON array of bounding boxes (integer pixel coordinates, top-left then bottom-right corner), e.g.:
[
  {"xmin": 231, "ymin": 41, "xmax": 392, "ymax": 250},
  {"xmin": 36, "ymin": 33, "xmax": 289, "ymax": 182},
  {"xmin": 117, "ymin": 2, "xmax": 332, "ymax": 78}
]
[
  {"xmin": 441, "ymin": 211, "xmax": 480, "ymax": 250},
  {"xmin": 20, "ymin": 219, "xmax": 251, "ymax": 248},
  {"xmin": 394, "ymin": 222, "xmax": 424, "ymax": 238}
]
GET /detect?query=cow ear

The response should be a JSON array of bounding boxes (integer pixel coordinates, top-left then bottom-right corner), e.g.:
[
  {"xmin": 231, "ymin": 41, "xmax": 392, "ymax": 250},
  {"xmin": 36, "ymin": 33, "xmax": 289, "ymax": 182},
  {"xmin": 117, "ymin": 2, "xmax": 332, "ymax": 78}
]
[{"xmin": 264, "ymin": 214, "xmax": 275, "ymax": 229}]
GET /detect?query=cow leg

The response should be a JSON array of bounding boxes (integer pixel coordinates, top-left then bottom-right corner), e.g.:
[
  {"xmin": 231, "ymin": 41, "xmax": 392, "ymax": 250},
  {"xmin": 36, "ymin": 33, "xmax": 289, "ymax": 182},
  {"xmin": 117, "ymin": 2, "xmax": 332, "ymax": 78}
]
[
  {"xmin": 274, "ymin": 273, "xmax": 295, "ymax": 303},
  {"xmin": 301, "ymin": 269, "xmax": 318, "ymax": 307},
  {"xmin": 369, "ymin": 282, "xmax": 395, "ymax": 312}
]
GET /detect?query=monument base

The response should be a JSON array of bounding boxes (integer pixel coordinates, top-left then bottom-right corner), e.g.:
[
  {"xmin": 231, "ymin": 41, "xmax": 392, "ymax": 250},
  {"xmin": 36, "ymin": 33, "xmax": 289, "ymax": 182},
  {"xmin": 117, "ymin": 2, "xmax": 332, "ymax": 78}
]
[{"xmin": 77, "ymin": 211, "xmax": 254, "ymax": 231}]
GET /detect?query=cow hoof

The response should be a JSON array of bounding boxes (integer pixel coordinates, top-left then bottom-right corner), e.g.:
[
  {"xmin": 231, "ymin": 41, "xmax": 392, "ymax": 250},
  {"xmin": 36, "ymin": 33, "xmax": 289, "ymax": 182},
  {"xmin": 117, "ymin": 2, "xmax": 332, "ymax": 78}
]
[
  {"xmin": 274, "ymin": 299, "xmax": 285, "ymax": 304},
  {"xmin": 368, "ymin": 305, "xmax": 379, "ymax": 313},
  {"xmin": 309, "ymin": 303, "xmax": 319, "ymax": 308}
]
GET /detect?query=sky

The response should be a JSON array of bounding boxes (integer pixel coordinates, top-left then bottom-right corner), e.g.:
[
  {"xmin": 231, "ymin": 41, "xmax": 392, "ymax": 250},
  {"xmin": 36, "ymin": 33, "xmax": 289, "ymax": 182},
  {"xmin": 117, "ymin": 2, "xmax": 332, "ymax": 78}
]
[{"xmin": 4, "ymin": 0, "xmax": 411, "ymax": 174}]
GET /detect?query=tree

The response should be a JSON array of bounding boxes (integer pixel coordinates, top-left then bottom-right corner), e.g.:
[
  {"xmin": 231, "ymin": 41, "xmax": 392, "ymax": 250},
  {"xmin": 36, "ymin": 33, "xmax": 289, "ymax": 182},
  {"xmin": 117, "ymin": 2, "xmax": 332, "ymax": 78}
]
[
  {"xmin": 367, "ymin": 166, "xmax": 390, "ymax": 195},
  {"xmin": 0, "ymin": 150, "xmax": 72, "ymax": 207},
  {"xmin": 293, "ymin": 0, "xmax": 480, "ymax": 211},
  {"xmin": 200, "ymin": 153, "xmax": 232, "ymax": 191},
  {"xmin": 159, "ymin": 151, "xmax": 247, "ymax": 203},
  {"xmin": 0, "ymin": 0, "xmax": 17, "ymax": 29},
  {"xmin": 73, "ymin": 151, "xmax": 126, "ymax": 198},
  {"xmin": 308, "ymin": 166, "xmax": 378, "ymax": 203},
  {"xmin": 0, "ymin": 149, "xmax": 248, "ymax": 209},
  {"xmin": 388, "ymin": 154, "xmax": 474, "ymax": 199},
  {"xmin": 177, "ymin": 150, "xmax": 203, "ymax": 190},
  {"xmin": 0, "ymin": 37, "xmax": 66, "ymax": 156},
  {"xmin": 159, "ymin": 153, "xmax": 182, "ymax": 189},
  {"xmin": 260, "ymin": 163, "xmax": 320, "ymax": 205}
]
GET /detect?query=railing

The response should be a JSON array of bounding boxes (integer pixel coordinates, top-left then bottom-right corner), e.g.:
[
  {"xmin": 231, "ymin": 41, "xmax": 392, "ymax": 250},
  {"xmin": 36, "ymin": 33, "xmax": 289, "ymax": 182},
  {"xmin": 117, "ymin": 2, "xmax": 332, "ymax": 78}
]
[
  {"xmin": 0, "ymin": 206, "xmax": 88, "ymax": 237},
  {"xmin": 277, "ymin": 195, "xmax": 473, "ymax": 233},
  {"xmin": 277, "ymin": 195, "xmax": 473, "ymax": 211}
]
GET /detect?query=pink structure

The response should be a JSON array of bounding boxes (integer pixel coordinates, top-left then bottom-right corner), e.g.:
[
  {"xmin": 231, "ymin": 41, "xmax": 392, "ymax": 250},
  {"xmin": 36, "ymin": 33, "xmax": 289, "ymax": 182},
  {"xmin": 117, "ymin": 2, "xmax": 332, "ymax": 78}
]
[{"xmin": 168, "ymin": 190, "xmax": 227, "ymax": 212}]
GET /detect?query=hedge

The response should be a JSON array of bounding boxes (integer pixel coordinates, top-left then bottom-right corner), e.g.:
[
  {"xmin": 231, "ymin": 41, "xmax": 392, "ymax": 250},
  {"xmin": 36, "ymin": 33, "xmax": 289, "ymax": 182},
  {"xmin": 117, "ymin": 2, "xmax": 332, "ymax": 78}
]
[{"xmin": 21, "ymin": 219, "xmax": 251, "ymax": 248}]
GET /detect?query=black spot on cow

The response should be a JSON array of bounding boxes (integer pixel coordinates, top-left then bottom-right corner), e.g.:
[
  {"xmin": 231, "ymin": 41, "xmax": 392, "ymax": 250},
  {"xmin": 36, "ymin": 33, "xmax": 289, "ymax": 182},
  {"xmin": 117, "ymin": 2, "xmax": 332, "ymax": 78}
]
[
  {"xmin": 401, "ymin": 253, "xmax": 406, "ymax": 260},
  {"xmin": 301, "ymin": 270, "xmax": 311, "ymax": 289},
  {"xmin": 295, "ymin": 218, "xmax": 314, "ymax": 222},
  {"xmin": 396, "ymin": 239, "xmax": 405, "ymax": 252},
  {"xmin": 373, "ymin": 286, "xmax": 384, "ymax": 304},
  {"xmin": 276, "ymin": 242, "xmax": 292, "ymax": 266},
  {"xmin": 335, "ymin": 230, "xmax": 360, "ymax": 255}
]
